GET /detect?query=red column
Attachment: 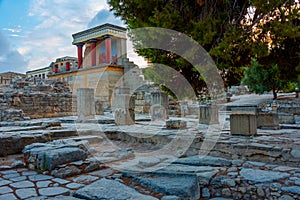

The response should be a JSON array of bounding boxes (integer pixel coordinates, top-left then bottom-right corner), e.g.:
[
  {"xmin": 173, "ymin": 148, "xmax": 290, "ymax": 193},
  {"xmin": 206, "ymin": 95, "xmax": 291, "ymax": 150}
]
[
  {"xmin": 66, "ymin": 62, "xmax": 70, "ymax": 71},
  {"xmin": 105, "ymin": 36, "xmax": 112, "ymax": 63},
  {"xmin": 89, "ymin": 39, "xmax": 97, "ymax": 66},
  {"xmin": 76, "ymin": 43, "xmax": 84, "ymax": 68}
]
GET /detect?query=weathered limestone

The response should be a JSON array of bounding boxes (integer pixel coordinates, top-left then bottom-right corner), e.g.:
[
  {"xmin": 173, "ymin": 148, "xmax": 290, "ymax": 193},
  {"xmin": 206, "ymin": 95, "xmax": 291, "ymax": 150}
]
[
  {"xmin": 0, "ymin": 108, "xmax": 29, "ymax": 122},
  {"xmin": 123, "ymin": 172, "xmax": 200, "ymax": 199},
  {"xmin": 23, "ymin": 140, "xmax": 90, "ymax": 171},
  {"xmin": 76, "ymin": 88, "xmax": 95, "ymax": 121},
  {"xmin": 74, "ymin": 178, "xmax": 158, "ymax": 200},
  {"xmin": 166, "ymin": 120, "xmax": 187, "ymax": 129},
  {"xmin": 199, "ymin": 103, "xmax": 219, "ymax": 124},
  {"xmin": 230, "ymin": 107, "xmax": 257, "ymax": 136},
  {"xmin": 0, "ymin": 78, "xmax": 74, "ymax": 120},
  {"xmin": 150, "ymin": 92, "xmax": 169, "ymax": 121},
  {"xmin": 0, "ymin": 124, "xmax": 78, "ymax": 157},
  {"xmin": 278, "ymin": 113, "xmax": 295, "ymax": 124},
  {"xmin": 112, "ymin": 87, "xmax": 135, "ymax": 125},
  {"xmin": 95, "ymin": 100, "xmax": 104, "ymax": 115},
  {"xmin": 134, "ymin": 91, "xmax": 151, "ymax": 114},
  {"xmin": 240, "ymin": 168, "xmax": 290, "ymax": 183},
  {"xmin": 257, "ymin": 112, "xmax": 280, "ymax": 130}
]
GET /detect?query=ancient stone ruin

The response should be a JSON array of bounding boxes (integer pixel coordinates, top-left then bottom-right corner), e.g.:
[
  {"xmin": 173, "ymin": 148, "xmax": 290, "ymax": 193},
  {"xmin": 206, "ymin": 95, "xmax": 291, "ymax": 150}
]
[
  {"xmin": 0, "ymin": 75, "xmax": 300, "ymax": 199},
  {"xmin": 0, "ymin": 77, "xmax": 74, "ymax": 121}
]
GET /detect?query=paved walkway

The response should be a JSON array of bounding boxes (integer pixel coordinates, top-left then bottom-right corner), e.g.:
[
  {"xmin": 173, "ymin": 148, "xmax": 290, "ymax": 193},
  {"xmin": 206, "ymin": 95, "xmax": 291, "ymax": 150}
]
[{"xmin": 0, "ymin": 166, "xmax": 119, "ymax": 200}]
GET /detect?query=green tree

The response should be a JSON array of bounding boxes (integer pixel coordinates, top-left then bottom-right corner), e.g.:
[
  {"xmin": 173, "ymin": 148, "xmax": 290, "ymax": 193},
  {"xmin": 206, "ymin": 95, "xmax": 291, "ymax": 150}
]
[
  {"xmin": 242, "ymin": 59, "xmax": 283, "ymax": 99},
  {"xmin": 249, "ymin": 0, "xmax": 300, "ymax": 87},
  {"xmin": 108, "ymin": 0, "xmax": 300, "ymax": 96}
]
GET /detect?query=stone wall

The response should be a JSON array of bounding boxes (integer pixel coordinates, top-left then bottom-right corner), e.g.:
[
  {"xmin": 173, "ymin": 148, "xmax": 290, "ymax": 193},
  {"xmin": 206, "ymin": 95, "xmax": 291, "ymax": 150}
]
[
  {"xmin": 260, "ymin": 100, "xmax": 300, "ymax": 115},
  {"xmin": 0, "ymin": 77, "xmax": 75, "ymax": 121}
]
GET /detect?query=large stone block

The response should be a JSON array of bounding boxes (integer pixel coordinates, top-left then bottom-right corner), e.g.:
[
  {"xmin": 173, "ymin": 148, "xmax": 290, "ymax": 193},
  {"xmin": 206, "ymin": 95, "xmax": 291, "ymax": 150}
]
[
  {"xmin": 150, "ymin": 92, "xmax": 169, "ymax": 121},
  {"xmin": 76, "ymin": 88, "xmax": 95, "ymax": 121},
  {"xmin": 257, "ymin": 112, "xmax": 280, "ymax": 129},
  {"xmin": 23, "ymin": 140, "xmax": 89, "ymax": 171},
  {"xmin": 150, "ymin": 104, "xmax": 168, "ymax": 121},
  {"xmin": 230, "ymin": 108, "xmax": 257, "ymax": 136},
  {"xmin": 112, "ymin": 92, "xmax": 135, "ymax": 125},
  {"xmin": 278, "ymin": 113, "xmax": 295, "ymax": 124},
  {"xmin": 199, "ymin": 104, "xmax": 219, "ymax": 124},
  {"xmin": 75, "ymin": 178, "xmax": 158, "ymax": 200},
  {"xmin": 166, "ymin": 120, "xmax": 187, "ymax": 129}
]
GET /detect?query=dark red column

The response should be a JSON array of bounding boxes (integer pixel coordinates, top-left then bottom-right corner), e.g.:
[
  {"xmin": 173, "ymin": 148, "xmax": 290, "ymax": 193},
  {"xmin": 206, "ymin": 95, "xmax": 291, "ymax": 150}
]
[
  {"xmin": 89, "ymin": 39, "xmax": 97, "ymax": 66},
  {"xmin": 76, "ymin": 43, "xmax": 84, "ymax": 68},
  {"xmin": 105, "ymin": 36, "xmax": 112, "ymax": 63},
  {"xmin": 66, "ymin": 62, "xmax": 70, "ymax": 71}
]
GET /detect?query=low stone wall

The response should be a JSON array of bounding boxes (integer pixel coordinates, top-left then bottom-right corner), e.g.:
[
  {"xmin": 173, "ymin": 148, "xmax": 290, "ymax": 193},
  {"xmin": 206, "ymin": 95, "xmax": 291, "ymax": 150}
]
[
  {"xmin": 19, "ymin": 93, "xmax": 75, "ymax": 119},
  {"xmin": 260, "ymin": 100, "xmax": 300, "ymax": 115},
  {"xmin": 103, "ymin": 130, "xmax": 300, "ymax": 167},
  {"xmin": 0, "ymin": 78, "xmax": 76, "ymax": 120}
]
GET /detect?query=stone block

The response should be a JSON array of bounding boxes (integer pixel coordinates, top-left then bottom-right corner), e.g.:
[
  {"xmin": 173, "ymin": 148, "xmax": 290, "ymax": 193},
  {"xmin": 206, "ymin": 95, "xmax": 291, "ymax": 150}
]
[
  {"xmin": 135, "ymin": 92, "xmax": 144, "ymax": 100},
  {"xmin": 151, "ymin": 92, "xmax": 168, "ymax": 107},
  {"xmin": 74, "ymin": 178, "xmax": 158, "ymax": 200},
  {"xmin": 95, "ymin": 101, "xmax": 104, "ymax": 115},
  {"xmin": 230, "ymin": 107, "xmax": 257, "ymax": 136},
  {"xmin": 76, "ymin": 88, "xmax": 95, "ymax": 121},
  {"xmin": 114, "ymin": 87, "xmax": 130, "ymax": 95},
  {"xmin": 150, "ymin": 104, "xmax": 168, "ymax": 121},
  {"xmin": 112, "ymin": 93, "xmax": 135, "ymax": 125},
  {"xmin": 199, "ymin": 104, "xmax": 219, "ymax": 124},
  {"xmin": 166, "ymin": 120, "xmax": 187, "ymax": 129},
  {"xmin": 278, "ymin": 113, "xmax": 295, "ymax": 124},
  {"xmin": 257, "ymin": 112, "xmax": 280, "ymax": 129},
  {"xmin": 23, "ymin": 141, "xmax": 89, "ymax": 171}
]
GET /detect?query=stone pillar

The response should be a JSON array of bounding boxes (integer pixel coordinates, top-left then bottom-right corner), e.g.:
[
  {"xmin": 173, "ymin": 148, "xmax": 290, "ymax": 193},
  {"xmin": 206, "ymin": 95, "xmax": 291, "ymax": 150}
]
[
  {"xmin": 89, "ymin": 39, "xmax": 97, "ymax": 66},
  {"xmin": 76, "ymin": 43, "xmax": 84, "ymax": 68},
  {"xmin": 105, "ymin": 36, "xmax": 112, "ymax": 63},
  {"xmin": 230, "ymin": 107, "xmax": 257, "ymax": 136},
  {"xmin": 199, "ymin": 103, "xmax": 219, "ymax": 124},
  {"xmin": 76, "ymin": 88, "xmax": 95, "ymax": 121},
  {"xmin": 112, "ymin": 87, "xmax": 135, "ymax": 125},
  {"xmin": 150, "ymin": 92, "xmax": 169, "ymax": 121}
]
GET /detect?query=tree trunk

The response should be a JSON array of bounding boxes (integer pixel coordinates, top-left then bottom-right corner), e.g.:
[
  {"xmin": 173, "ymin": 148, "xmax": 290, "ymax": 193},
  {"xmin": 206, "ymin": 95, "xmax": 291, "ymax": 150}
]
[{"xmin": 272, "ymin": 88, "xmax": 277, "ymax": 99}]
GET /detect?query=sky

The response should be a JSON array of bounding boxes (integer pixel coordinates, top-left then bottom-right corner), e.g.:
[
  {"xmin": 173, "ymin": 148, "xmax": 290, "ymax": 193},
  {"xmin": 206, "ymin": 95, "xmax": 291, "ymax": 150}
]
[{"xmin": 0, "ymin": 0, "xmax": 145, "ymax": 73}]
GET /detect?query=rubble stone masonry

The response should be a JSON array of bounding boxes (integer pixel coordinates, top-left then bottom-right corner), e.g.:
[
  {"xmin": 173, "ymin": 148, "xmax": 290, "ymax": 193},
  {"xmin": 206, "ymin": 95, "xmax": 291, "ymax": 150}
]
[{"xmin": 0, "ymin": 77, "xmax": 76, "ymax": 121}]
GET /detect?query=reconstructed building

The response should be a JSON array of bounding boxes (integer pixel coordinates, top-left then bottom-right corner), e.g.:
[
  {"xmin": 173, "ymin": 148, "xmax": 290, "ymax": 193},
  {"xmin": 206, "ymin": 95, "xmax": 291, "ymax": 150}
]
[
  {"xmin": 0, "ymin": 72, "xmax": 26, "ymax": 84},
  {"xmin": 48, "ymin": 23, "xmax": 134, "ymax": 106},
  {"xmin": 26, "ymin": 66, "xmax": 51, "ymax": 79},
  {"xmin": 52, "ymin": 56, "xmax": 78, "ymax": 73}
]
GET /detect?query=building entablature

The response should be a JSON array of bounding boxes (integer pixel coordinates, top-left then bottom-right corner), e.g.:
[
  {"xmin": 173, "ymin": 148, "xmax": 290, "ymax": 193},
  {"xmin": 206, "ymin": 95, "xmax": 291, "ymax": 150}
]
[{"xmin": 72, "ymin": 23, "xmax": 127, "ymax": 45}]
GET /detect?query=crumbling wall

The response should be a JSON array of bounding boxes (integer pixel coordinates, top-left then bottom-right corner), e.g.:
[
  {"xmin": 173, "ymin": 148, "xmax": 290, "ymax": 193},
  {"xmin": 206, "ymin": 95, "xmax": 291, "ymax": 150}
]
[{"xmin": 0, "ymin": 77, "xmax": 76, "ymax": 121}]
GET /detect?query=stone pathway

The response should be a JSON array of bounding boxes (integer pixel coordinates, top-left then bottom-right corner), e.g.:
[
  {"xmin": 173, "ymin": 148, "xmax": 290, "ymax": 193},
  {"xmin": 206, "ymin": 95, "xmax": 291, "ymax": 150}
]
[{"xmin": 1, "ymin": 153, "xmax": 300, "ymax": 200}]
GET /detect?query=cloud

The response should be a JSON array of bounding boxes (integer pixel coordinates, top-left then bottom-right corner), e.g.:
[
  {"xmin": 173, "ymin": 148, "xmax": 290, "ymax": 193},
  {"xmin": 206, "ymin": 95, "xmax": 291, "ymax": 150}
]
[
  {"xmin": 3, "ymin": 0, "xmax": 126, "ymax": 72},
  {"xmin": 20, "ymin": 0, "xmax": 112, "ymax": 71},
  {"xmin": 3, "ymin": 27, "xmax": 22, "ymax": 33},
  {"xmin": 0, "ymin": 31, "xmax": 28, "ymax": 73},
  {"xmin": 88, "ymin": 9, "xmax": 124, "ymax": 28}
]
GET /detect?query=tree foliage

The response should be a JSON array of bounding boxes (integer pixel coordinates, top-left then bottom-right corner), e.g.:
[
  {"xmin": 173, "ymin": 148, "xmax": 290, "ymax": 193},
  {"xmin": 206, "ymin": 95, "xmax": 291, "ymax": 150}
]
[
  {"xmin": 108, "ymin": 0, "xmax": 300, "ymax": 97},
  {"xmin": 242, "ymin": 59, "xmax": 283, "ymax": 99}
]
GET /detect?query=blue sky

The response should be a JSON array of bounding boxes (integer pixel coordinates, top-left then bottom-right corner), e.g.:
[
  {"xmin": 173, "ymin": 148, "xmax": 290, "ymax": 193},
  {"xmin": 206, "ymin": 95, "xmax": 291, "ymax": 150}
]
[{"xmin": 0, "ymin": 0, "xmax": 125, "ymax": 73}]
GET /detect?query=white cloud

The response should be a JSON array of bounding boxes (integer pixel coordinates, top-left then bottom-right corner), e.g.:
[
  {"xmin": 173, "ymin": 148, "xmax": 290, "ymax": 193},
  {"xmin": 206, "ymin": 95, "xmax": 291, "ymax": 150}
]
[
  {"xmin": 19, "ymin": 0, "xmax": 113, "ymax": 70},
  {"xmin": 11, "ymin": 0, "xmax": 145, "ymax": 72},
  {"xmin": 3, "ymin": 27, "xmax": 22, "ymax": 33},
  {"xmin": 0, "ymin": 30, "xmax": 28, "ymax": 73}
]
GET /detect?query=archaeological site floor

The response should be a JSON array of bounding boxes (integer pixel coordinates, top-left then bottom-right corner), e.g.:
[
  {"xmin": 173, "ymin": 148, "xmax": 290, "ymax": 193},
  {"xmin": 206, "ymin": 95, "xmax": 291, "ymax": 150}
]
[{"xmin": 0, "ymin": 94, "xmax": 300, "ymax": 199}]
